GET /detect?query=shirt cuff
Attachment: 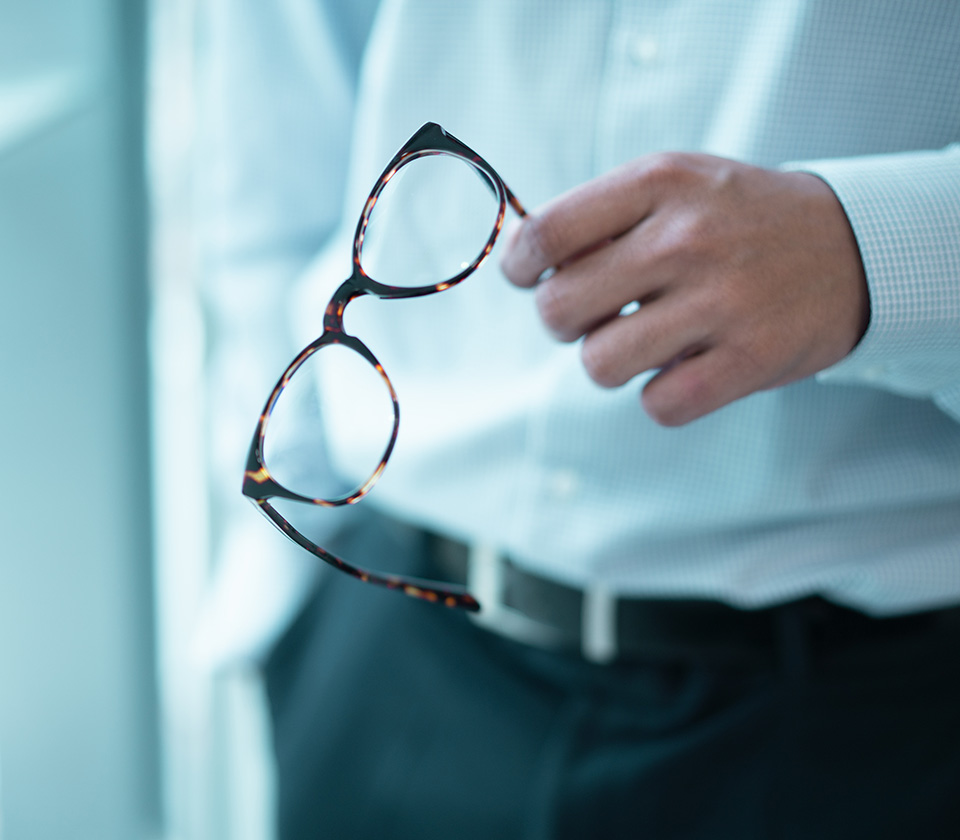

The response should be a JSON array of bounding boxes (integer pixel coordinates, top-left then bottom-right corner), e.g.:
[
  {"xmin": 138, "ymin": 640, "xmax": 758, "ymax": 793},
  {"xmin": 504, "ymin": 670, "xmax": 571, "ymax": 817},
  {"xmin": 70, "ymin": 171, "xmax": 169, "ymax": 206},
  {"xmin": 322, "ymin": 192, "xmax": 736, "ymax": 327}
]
[{"xmin": 782, "ymin": 145, "xmax": 960, "ymax": 422}]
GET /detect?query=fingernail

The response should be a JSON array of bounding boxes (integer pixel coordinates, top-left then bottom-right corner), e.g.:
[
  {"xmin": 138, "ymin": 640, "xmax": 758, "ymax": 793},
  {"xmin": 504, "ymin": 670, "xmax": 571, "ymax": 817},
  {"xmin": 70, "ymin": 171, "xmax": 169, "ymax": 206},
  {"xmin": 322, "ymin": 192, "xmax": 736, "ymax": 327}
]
[{"xmin": 499, "ymin": 218, "xmax": 544, "ymax": 287}]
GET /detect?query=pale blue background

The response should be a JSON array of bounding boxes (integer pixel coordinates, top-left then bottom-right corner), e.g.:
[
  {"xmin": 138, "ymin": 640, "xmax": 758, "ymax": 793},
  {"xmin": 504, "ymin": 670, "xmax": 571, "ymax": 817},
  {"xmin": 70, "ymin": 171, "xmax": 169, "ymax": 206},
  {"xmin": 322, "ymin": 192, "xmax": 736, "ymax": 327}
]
[{"xmin": 0, "ymin": 1, "xmax": 159, "ymax": 838}]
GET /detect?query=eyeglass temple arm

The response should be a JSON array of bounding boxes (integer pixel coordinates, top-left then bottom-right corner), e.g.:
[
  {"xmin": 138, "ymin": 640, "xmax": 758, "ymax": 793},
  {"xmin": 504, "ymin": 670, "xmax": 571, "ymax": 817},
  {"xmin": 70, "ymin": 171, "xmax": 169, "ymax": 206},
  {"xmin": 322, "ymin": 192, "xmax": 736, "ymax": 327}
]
[
  {"xmin": 507, "ymin": 188, "xmax": 527, "ymax": 219},
  {"xmin": 253, "ymin": 498, "xmax": 481, "ymax": 612}
]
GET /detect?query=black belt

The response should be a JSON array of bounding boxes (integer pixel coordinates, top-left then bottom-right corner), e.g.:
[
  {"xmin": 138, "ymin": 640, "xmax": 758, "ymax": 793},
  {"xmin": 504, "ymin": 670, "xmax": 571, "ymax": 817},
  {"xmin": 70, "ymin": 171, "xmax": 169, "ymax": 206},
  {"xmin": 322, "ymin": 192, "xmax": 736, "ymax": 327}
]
[{"xmin": 426, "ymin": 532, "xmax": 957, "ymax": 665}]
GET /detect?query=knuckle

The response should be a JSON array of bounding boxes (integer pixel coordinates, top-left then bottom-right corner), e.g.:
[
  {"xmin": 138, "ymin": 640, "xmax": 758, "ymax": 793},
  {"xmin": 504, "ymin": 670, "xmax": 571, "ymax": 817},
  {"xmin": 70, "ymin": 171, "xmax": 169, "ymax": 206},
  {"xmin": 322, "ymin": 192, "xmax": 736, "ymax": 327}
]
[
  {"xmin": 641, "ymin": 397, "xmax": 680, "ymax": 427},
  {"xmin": 523, "ymin": 211, "xmax": 566, "ymax": 269},
  {"xmin": 641, "ymin": 151, "xmax": 694, "ymax": 188},
  {"xmin": 534, "ymin": 279, "xmax": 577, "ymax": 340},
  {"xmin": 655, "ymin": 212, "xmax": 701, "ymax": 262},
  {"xmin": 642, "ymin": 391, "xmax": 690, "ymax": 427},
  {"xmin": 580, "ymin": 335, "xmax": 625, "ymax": 388},
  {"xmin": 663, "ymin": 203, "xmax": 719, "ymax": 257},
  {"xmin": 641, "ymin": 369, "xmax": 711, "ymax": 427}
]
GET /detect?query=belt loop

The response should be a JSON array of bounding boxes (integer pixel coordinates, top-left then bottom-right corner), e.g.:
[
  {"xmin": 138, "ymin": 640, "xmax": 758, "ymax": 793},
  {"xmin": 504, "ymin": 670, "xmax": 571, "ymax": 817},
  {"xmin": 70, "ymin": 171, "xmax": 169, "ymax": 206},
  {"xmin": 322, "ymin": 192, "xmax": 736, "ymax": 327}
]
[
  {"xmin": 467, "ymin": 545, "xmax": 568, "ymax": 648},
  {"xmin": 582, "ymin": 583, "xmax": 618, "ymax": 664},
  {"xmin": 467, "ymin": 543, "xmax": 503, "ymax": 629},
  {"xmin": 775, "ymin": 600, "xmax": 812, "ymax": 682}
]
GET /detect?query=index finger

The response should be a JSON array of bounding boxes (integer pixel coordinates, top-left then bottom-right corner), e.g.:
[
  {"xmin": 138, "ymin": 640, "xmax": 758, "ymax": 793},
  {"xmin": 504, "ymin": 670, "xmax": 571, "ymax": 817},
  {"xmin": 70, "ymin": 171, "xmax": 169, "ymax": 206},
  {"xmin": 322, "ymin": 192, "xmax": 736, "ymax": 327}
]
[{"xmin": 499, "ymin": 158, "xmax": 658, "ymax": 287}]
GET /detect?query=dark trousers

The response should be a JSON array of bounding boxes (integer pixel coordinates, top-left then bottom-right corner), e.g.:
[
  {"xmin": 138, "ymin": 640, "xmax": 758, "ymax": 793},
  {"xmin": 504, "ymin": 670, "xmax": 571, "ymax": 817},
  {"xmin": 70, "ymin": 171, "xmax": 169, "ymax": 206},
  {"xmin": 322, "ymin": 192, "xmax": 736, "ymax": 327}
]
[{"xmin": 264, "ymin": 515, "xmax": 960, "ymax": 839}]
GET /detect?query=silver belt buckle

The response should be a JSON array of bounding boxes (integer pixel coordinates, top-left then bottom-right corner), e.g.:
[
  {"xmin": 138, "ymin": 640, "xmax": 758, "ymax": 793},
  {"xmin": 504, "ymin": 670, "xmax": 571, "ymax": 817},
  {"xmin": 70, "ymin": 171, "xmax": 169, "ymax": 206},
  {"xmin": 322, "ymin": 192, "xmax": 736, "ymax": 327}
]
[{"xmin": 466, "ymin": 543, "xmax": 619, "ymax": 663}]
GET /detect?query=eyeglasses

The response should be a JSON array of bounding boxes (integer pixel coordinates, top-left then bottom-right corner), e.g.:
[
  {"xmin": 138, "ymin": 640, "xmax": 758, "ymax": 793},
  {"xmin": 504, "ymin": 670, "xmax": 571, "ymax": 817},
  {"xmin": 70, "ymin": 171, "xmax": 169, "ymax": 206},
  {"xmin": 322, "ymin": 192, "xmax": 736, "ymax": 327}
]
[{"xmin": 242, "ymin": 122, "xmax": 526, "ymax": 611}]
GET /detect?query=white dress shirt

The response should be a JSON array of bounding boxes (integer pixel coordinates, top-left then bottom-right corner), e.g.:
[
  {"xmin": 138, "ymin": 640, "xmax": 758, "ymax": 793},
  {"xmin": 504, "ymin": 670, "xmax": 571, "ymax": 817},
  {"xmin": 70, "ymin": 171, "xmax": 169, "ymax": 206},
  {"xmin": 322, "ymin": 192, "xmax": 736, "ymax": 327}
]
[{"xmin": 193, "ymin": 0, "xmax": 960, "ymax": 666}]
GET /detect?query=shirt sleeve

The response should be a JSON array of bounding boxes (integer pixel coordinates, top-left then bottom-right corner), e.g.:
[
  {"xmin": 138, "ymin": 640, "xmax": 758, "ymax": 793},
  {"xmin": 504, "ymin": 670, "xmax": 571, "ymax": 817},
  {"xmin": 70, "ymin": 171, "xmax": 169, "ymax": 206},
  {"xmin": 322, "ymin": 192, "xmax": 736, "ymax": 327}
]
[{"xmin": 784, "ymin": 145, "xmax": 960, "ymax": 422}]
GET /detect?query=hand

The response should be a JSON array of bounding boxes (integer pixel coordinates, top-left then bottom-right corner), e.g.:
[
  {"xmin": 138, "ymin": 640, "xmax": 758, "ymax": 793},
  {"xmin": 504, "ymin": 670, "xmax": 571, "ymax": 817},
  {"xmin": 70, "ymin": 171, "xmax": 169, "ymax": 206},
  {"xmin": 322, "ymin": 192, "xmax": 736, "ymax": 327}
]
[{"xmin": 500, "ymin": 153, "xmax": 870, "ymax": 426}]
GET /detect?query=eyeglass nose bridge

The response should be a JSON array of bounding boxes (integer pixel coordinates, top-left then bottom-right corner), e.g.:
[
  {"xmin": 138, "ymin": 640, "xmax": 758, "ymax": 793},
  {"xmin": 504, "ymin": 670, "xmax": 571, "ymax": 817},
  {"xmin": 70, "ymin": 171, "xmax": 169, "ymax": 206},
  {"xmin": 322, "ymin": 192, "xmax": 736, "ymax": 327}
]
[
  {"xmin": 321, "ymin": 274, "xmax": 364, "ymax": 335},
  {"xmin": 321, "ymin": 266, "xmax": 455, "ymax": 343}
]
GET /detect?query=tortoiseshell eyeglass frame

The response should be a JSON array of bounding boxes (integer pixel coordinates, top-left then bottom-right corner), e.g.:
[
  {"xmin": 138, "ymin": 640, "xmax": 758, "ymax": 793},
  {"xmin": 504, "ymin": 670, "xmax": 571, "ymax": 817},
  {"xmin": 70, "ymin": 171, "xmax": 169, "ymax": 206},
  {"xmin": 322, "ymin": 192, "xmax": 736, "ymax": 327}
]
[{"xmin": 242, "ymin": 122, "xmax": 526, "ymax": 612}]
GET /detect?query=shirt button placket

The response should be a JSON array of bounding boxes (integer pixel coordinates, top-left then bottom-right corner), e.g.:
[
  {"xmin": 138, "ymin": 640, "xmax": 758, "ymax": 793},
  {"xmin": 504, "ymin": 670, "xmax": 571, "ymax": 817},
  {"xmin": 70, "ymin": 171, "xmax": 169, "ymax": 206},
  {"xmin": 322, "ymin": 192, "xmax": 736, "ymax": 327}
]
[{"xmin": 628, "ymin": 35, "xmax": 660, "ymax": 66}]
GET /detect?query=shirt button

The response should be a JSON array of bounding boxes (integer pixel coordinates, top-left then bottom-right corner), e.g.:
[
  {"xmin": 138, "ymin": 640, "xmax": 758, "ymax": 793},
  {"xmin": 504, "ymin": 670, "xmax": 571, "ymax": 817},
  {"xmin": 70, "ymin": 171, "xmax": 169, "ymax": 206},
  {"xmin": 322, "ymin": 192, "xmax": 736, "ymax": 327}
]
[
  {"xmin": 863, "ymin": 364, "xmax": 887, "ymax": 381},
  {"xmin": 548, "ymin": 469, "xmax": 581, "ymax": 500},
  {"xmin": 628, "ymin": 36, "xmax": 660, "ymax": 65}
]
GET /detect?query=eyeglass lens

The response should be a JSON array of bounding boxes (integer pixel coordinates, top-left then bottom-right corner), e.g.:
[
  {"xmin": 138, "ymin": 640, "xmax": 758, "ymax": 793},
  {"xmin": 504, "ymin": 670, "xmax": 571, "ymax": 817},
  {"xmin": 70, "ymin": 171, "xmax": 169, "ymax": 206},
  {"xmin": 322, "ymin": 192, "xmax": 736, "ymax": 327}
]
[
  {"xmin": 359, "ymin": 152, "xmax": 502, "ymax": 288},
  {"xmin": 261, "ymin": 151, "xmax": 503, "ymax": 506}
]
